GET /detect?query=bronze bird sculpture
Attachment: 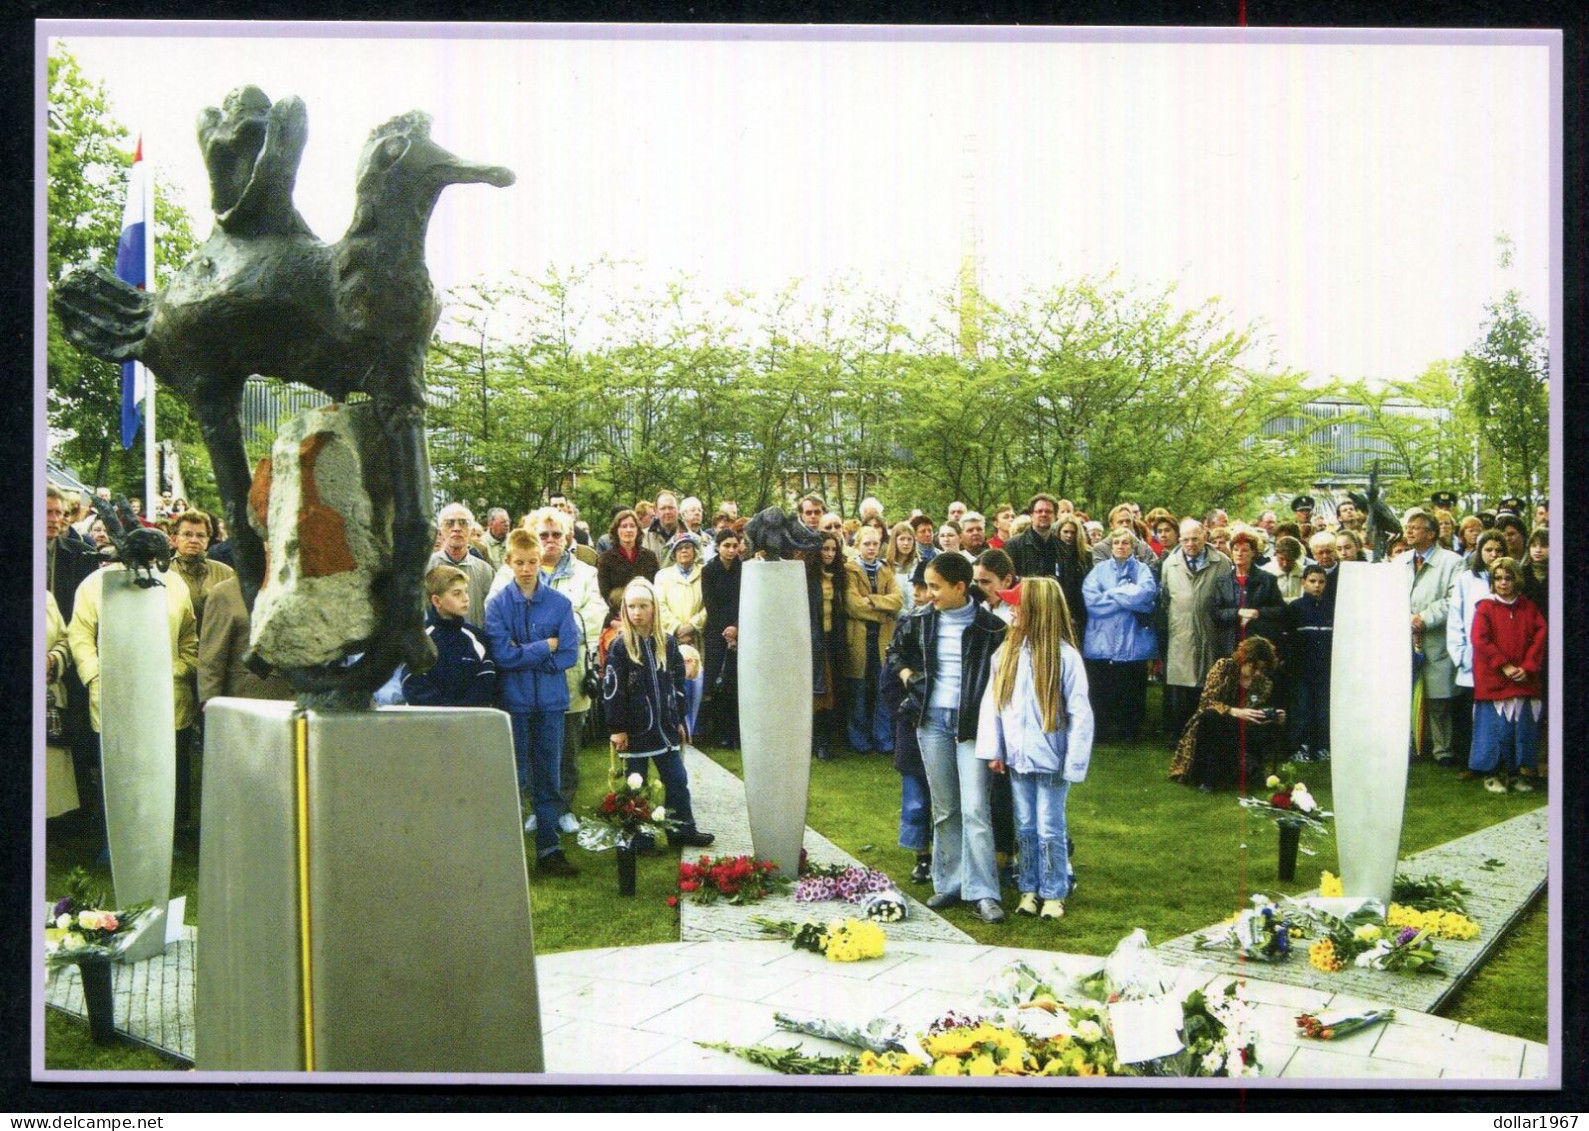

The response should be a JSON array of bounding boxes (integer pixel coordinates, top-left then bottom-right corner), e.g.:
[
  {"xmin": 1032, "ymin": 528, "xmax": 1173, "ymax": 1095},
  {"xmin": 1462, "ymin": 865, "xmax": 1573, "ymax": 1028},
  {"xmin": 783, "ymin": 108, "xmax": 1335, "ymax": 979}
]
[{"xmin": 54, "ymin": 87, "xmax": 514, "ymax": 701}]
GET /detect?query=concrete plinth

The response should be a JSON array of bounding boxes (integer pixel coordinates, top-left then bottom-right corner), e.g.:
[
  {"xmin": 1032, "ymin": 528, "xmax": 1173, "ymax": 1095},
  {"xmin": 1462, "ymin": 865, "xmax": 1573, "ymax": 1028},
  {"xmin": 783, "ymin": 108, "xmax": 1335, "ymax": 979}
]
[
  {"xmin": 196, "ymin": 700, "xmax": 542, "ymax": 1072},
  {"xmin": 1330, "ymin": 562, "xmax": 1412, "ymax": 904},
  {"xmin": 737, "ymin": 560, "xmax": 813, "ymax": 877},
  {"xmin": 100, "ymin": 571, "xmax": 174, "ymax": 963}
]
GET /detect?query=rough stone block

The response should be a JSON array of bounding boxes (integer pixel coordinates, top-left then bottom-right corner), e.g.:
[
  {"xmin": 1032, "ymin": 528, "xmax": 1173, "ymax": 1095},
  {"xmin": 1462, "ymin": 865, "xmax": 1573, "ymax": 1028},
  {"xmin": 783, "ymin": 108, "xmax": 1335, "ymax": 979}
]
[{"xmin": 248, "ymin": 401, "xmax": 395, "ymax": 669}]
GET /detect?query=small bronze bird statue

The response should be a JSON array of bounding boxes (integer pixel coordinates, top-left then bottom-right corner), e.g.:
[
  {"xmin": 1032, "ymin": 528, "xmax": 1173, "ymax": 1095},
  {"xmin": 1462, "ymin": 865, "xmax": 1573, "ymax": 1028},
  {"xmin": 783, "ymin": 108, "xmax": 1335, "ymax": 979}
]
[{"xmin": 100, "ymin": 526, "xmax": 174, "ymax": 589}]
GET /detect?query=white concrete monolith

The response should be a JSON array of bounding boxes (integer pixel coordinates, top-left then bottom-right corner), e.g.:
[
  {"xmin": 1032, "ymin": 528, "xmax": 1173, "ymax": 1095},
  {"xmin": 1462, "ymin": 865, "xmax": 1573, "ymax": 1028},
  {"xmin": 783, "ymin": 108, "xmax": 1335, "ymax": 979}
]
[
  {"xmin": 1330, "ymin": 561, "xmax": 1412, "ymax": 904},
  {"xmin": 737, "ymin": 559, "xmax": 813, "ymax": 877},
  {"xmin": 100, "ymin": 570, "xmax": 175, "ymax": 963}
]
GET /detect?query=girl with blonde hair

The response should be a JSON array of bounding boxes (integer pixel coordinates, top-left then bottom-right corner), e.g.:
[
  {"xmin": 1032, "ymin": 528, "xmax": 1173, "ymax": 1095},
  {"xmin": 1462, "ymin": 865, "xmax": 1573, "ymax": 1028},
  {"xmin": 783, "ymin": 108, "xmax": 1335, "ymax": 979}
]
[
  {"xmin": 601, "ymin": 577, "xmax": 715, "ymax": 848},
  {"xmin": 975, "ymin": 577, "xmax": 1094, "ymax": 920}
]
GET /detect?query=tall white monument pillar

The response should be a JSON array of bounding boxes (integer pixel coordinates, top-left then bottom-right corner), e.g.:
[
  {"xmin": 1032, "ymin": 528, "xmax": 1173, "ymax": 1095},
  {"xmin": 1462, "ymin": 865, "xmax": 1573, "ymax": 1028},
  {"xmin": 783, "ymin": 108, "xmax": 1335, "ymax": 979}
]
[
  {"xmin": 1329, "ymin": 561, "xmax": 1412, "ymax": 904},
  {"xmin": 737, "ymin": 559, "xmax": 814, "ymax": 878}
]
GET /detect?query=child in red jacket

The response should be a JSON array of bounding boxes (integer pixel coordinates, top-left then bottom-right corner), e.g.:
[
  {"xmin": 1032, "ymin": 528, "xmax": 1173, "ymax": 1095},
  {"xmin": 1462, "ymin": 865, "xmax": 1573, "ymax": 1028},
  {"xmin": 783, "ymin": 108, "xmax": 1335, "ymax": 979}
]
[{"xmin": 1470, "ymin": 557, "xmax": 1547, "ymax": 793}]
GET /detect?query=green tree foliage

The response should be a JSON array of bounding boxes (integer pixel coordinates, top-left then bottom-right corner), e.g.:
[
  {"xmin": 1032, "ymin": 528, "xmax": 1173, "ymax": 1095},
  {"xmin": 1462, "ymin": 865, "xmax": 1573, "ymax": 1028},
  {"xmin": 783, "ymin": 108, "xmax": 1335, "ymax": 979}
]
[
  {"xmin": 47, "ymin": 44, "xmax": 202, "ymax": 504},
  {"xmin": 1462, "ymin": 289, "xmax": 1549, "ymax": 501},
  {"xmin": 1338, "ymin": 362, "xmax": 1485, "ymax": 510},
  {"xmin": 427, "ymin": 264, "xmax": 1324, "ymax": 522}
]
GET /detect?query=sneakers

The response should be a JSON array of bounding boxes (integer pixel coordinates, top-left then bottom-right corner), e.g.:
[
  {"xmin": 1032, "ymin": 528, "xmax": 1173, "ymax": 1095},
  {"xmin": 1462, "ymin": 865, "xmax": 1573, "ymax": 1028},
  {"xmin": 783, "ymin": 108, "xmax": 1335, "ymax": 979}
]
[
  {"xmin": 672, "ymin": 828, "xmax": 716, "ymax": 848},
  {"xmin": 523, "ymin": 813, "xmax": 538, "ymax": 833},
  {"xmin": 925, "ymin": 892, "xmax": 959, "ymax": 911},
  {"xmin": 1295, "ymin": 745, "xmax": 1311, "ymax": 764},
  {"xmin": 910, "ymin": 856, "xmax": 932, "ymax": 885},
  {"xmin": 1483, "ymin": 776, "xmax": 1509, "ymax": 794},
  {"xmin": 1040, "ymin": 899, "xmax": 1065, "ymax": 920},
  {"xmin": 1511, "ymin": 775, "xmax": 1535, "ymax": 793},
  {"xmin": 537, "ymin": 850, "xmax": 578, "ymax": 877},
  {"xmin": 1315, "ymin": 748, "xmax": 1330, "ymax": 763},
  {"xmin": 973, "ymin": 898, "xmax": 1007, "ymax": 924},
  {"xmin": 1015, "ymin": 892, "xmax": 1039, "ymax": 917},
  {"xmin": 557, "ymin": 812, "xmax": 581, "ymax": 834}
]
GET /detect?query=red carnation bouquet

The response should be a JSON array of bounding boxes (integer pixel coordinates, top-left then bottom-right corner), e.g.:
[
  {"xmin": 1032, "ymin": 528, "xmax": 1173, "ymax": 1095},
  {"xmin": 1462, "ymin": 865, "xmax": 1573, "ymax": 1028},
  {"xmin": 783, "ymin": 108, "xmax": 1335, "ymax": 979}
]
[{"xmin": 676, "ymin": 854, "xmax": 790, "ymax": 905}]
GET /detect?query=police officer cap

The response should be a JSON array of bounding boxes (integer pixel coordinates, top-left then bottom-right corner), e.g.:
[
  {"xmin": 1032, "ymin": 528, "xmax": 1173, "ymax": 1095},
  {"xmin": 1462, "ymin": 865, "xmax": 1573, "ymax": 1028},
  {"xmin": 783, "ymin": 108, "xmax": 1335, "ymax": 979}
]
[
  {"xmin": 1430, "ymin": 490, "xmax": 1457, "ymax": 510},
  {"xmin": 1290, "ymin": 495, "xmax": 1315, "ymax": 513},
  {"xmin": 1497, "ymin": 496, "xmax": 1525, "ymax": 516}
]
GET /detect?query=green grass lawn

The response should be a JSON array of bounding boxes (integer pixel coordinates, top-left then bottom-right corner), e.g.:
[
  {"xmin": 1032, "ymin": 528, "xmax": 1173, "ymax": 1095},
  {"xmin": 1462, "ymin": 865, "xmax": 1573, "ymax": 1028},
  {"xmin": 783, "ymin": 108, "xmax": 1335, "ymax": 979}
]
[{"xmin": 42, "ymin": 695, "xmax": 1549, "ymax": 1066}]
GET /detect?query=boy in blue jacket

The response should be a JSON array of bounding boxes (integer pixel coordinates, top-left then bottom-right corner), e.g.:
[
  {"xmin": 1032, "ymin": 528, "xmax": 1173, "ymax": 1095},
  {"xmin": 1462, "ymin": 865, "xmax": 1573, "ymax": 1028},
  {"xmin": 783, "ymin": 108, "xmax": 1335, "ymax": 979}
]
[
  {"xmin": 486, "ymin": 529, "xmax": 582, "ymax": 876},
  {"xmin": 1285, "ymin": 564, "xmax": 1334, "ymax": 763},
  {"xmin": 402, "ymin": 565, "xmax": 498, "ymax": 707}
]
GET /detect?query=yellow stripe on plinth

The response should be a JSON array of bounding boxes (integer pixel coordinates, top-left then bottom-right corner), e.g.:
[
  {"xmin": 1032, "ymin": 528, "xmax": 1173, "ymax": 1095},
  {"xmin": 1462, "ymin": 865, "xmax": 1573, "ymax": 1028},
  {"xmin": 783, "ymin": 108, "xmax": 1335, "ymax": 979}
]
[{"xmin": 295, "ymin": 712, "xmax": 314, "ymax": 1071}]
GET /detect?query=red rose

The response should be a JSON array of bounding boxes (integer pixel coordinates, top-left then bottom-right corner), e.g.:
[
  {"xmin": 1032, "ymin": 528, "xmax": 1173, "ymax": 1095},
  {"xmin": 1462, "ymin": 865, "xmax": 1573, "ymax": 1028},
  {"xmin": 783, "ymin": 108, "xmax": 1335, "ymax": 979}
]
[
  {"xmin": 1270, "ymin": 792, "xmax": 1292, "ymax": 809},
  {"xmin": 680, "ymin": 880, "xmax": 699, "ymax": 892},
  {"xmin": 666, "ymin": 895, "xmax": 679, "ymax": 908}
]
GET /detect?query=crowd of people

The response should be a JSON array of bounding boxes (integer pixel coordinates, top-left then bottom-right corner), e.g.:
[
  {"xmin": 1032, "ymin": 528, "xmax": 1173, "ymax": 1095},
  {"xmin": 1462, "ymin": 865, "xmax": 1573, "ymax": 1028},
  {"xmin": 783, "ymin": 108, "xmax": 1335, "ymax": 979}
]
[{"xmin": 43, "ymin": 480, "xmax": 1549, "ymax": 921}]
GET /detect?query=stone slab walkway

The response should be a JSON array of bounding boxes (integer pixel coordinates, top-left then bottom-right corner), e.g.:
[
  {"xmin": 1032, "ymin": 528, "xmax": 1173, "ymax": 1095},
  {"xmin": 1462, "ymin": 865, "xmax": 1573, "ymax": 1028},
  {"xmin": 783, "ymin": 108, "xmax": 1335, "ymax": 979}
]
[
  {"xmin": 534, "ymin": 937, "xmax": 1549, "ymax": 1082},
  {"xmin": 1154, "ymin": 806, "xmax": 1549, "ymax": 1014},
  {"xmin": 678, "ymin": 745, "xmax": 975, "ymax": 945}
]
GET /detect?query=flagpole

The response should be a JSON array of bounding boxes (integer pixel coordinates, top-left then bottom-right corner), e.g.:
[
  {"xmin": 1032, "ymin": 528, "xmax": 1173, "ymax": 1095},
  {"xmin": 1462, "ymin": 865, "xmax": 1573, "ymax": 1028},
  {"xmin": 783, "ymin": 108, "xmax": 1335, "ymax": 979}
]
[{"xmin": 142, "ymin": 147, "xmax": 157, "ymax": 511}]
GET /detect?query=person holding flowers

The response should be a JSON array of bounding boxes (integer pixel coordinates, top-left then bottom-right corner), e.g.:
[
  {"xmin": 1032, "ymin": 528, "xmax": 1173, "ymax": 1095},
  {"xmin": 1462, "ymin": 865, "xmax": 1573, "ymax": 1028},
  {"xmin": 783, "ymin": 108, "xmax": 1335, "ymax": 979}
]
[
  {"xmin": 975, "ymin": 577, "xmax": 1094, "ymax": 920},
  {"xmin": 602, "ymin": 577, "xmax": 716, "ymax": 848}
]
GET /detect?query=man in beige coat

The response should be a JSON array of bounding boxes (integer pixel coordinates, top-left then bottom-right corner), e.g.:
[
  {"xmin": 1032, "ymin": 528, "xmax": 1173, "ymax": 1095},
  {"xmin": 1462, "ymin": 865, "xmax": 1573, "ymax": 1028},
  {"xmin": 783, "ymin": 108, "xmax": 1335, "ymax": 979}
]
[
  {"xmin": 1158, "ymin": 518, "xmax": 1234, "ymax": 744},
  {"xmin": 843, "ymin": 526, "xmax": 904, "ymax": 755}
]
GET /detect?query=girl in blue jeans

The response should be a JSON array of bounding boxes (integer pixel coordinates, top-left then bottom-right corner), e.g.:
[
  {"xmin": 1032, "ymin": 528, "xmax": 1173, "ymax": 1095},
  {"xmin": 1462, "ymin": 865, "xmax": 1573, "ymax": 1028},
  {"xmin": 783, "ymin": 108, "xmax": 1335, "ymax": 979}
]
[{"xmin": 976, "ymin": 577, "xmax": 1094, "ymax": 920}]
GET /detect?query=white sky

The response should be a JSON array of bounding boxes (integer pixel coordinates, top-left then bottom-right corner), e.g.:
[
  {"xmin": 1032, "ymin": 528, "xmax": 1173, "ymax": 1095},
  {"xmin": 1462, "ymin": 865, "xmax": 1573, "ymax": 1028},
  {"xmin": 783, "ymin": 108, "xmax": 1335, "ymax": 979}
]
[{"xmin": 46, "ymin": 24, "xmax": 1555, "ymax": 386}]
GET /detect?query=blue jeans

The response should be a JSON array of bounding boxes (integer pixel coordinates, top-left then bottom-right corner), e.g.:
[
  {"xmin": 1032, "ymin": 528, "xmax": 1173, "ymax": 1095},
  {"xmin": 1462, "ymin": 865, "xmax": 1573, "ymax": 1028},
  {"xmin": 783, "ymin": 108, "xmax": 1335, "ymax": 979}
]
[
  {"xmin": 916, "ymin": 707, "xmax": 998, "ymax": 902},
  {"xmin": 512, "ymin": 711, "xmax": 565, "ymax": 858},
  {"xmin": 1469, "ymin": 700, "xmax": 1539, "ymax": 774},
  {"xmin": 1009, "ymin": 771, "xmax": 1072, "ymax": 901},
  {"xmin": 899, "ymin": 770, "xmax": 931, "ymax": 852},
  {"xmin": 626, "ymin": 748, "xmax": 698, "ymax": 841},
  {"xmin": 683, "ymin": 676, "xmax": 704, "ymax": 737},
  {"xmin": 847, "ymin": 677, "xmax": 892, "ymax": 753}
]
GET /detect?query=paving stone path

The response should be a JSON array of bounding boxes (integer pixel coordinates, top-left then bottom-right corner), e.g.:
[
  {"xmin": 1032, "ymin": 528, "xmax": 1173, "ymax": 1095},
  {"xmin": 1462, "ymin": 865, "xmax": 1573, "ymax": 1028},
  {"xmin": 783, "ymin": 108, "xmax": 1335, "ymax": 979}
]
[
  {"xmin": 677, "ymin": 745, "xmax": 975, "ymax": 945},
  {"xmin": 1155, "ymin": 805, "xmax": 1549, "ymax": 1014}
]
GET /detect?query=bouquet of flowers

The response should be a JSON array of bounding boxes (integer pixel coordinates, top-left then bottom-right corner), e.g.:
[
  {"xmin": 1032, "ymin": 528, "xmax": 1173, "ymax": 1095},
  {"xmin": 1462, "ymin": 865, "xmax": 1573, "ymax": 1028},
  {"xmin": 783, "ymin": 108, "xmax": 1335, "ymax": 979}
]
[
  {"xmin": 1391, "ymin": 872, "xmax": 1475, "ymax": 915},
  {"xmin": 676, "ymin": 854, "xmax": 790, "ymax": 905},
  {"xmin": 752, "ymin": 915, "xmax": 887, "ymax": 962},
  {"xmin": 702, "ymin": 1008, "xmax": 1122, "ymax": 1077},
  {"xmin": 578, "ymin": 757, "xmax": 681, "ymax": 852},
  {"xmin": 793, "ymin": 863, "xmax": 899, "ymax": 904},
  {"xmin": 1294, "ymin": 900, "xmax": 1446, "ymax": 976},
  {"xmin": 858, "ymin": 889, "xmax": 908, "ymax": 922},
  {"xmin": 1296, "ymin": 1008, "xmax": 1396, "ymax": 1040},
  {"xmin": 1237, "ymin": 764, "xmax": 1332, "ymax": 849},
  {"xmin": 44, "ymin": 868, "xmax": 149, "ymax": 966},
  {"xmin": 1385, "ymin": 903, "xmax": 1480, "ymax": 940},
  {"xmin": 1196, "ymin": 894, "xmax": 1297, "ymax": 962},
  {"xmin": 700, "ymin": 933, "xmax": 1266, "ymax": 1078},
  {"xmin": 1168, "ymin": 982, "xmax": 1262, "ymax": 1078}
]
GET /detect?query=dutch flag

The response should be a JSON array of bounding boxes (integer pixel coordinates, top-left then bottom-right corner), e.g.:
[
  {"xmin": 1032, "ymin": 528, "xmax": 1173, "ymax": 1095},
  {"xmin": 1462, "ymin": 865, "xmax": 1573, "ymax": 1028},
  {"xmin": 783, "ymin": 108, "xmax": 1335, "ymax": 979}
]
[{"xmin": 115, "ymin": 138, "xmax": 151, "ymax": 449}]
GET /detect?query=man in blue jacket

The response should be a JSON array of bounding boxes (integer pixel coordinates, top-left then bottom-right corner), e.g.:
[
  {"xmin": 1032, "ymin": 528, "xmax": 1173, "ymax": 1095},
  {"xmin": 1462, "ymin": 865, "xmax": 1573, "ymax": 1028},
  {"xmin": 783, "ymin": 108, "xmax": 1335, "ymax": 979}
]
[{"xmin": 486, "ymin": 529, "xmax": 581, "ymax": 877}]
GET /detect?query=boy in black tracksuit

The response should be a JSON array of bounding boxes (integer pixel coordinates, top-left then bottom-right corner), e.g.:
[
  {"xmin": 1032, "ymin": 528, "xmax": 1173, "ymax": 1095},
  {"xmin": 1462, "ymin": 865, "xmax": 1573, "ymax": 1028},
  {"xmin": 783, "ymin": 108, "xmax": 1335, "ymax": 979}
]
[
  {"xmin": 402, "ymin": 564, "xmax": 498, "ymax": 707},
  {"xmin": 1284, "ymin": 564, "xmax": 1334, "ymax": 762}
]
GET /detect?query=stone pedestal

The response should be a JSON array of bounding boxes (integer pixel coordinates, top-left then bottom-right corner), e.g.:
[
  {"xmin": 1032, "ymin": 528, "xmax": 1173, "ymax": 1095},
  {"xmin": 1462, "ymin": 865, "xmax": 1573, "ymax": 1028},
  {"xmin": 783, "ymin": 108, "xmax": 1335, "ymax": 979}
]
[
  {"xmin": 737, "ymin": 559, "xmax": 813, "ymax": 877},
  {"xmin": 1330, "ymin": 562, "xmax": 1412, "ymax": 904},
  {"xmin": 196, "ymin": 700, "xmax": 542, "ymax": 1073},
  {"xmin": 100, "ymin": 571, "xmax": 174, "ymax": 963}
]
